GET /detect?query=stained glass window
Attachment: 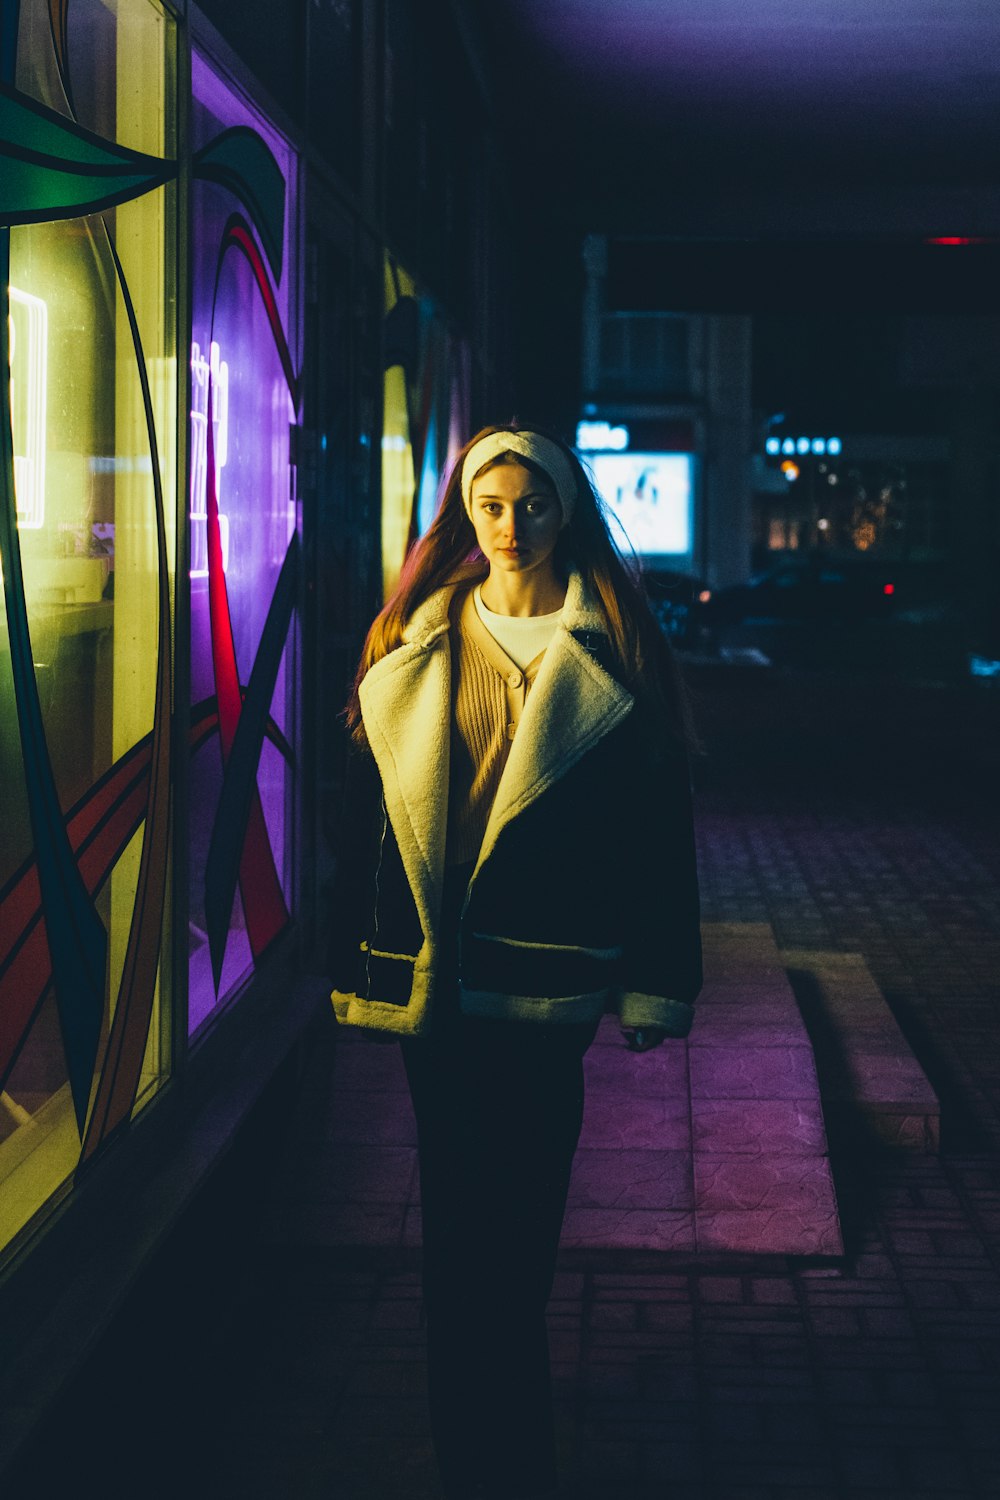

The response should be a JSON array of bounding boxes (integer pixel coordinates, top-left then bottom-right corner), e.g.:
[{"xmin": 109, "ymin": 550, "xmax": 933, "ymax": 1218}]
[
  {"xmin": 188, "ymin": 50, "xmax": 300, "ymax": 1032},
  {"xmin": 0, "ymin": 0, "xmax": 177, "ymax": 1252}
]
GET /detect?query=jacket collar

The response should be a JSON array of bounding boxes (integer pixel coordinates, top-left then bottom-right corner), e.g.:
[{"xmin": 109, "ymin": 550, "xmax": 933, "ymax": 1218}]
[
  {"xmin": 359, "ymin": 568, "xmax": 635, "ymax": 932},
  {"xmin": 471, "ymin": 570, "xmax": 634, "ymax": 887}
]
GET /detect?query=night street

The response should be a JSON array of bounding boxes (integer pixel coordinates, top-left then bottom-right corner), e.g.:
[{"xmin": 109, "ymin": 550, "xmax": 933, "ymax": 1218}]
[
  {"xmin": 17, "ymin": 657, "xmax": 1000, "ymax": 1499},
  {"xmin": 205, "ymin": 663, "xmax": 1000, "ymax": 1498},
  {"xmin": 5, "ymin": 4, "xmax": 1000, "ymax": 1496}
]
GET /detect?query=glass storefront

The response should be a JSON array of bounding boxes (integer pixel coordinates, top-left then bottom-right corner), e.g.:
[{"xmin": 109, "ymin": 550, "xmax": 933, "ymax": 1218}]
[
  {"xmin": 1, "ymin": 0, "xmax": 177, "ymax": 1249},
  {"xmin": 1, "ymin": 0, "xmax": 476, "ymax": 1271},
  {"xmin": 0, "ymin": 4, "xmax": 302, "ymax": 1260}
]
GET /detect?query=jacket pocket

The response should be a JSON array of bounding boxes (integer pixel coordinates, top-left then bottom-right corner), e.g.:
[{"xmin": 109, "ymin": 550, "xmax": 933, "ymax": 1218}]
[
  {"xmin": 463, "ymin": 931, "xmax": 621, "ymax": 1000},
  {"xmin": 471, "ymin": 932, "xmax": 622, "ymax": 960},
  {"xmin": 356, "ymin": 940, "xmax": 417, "ymax": 1007}
]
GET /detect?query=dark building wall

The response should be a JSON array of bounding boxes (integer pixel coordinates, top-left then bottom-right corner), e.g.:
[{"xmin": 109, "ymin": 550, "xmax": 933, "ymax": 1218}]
[{"xmin": 195, "ymin": 0, "xmax": 308, "ymax": 127}]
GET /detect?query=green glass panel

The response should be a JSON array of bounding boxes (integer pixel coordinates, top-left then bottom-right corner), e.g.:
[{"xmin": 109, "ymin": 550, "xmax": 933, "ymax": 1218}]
[
  {"xmin": 0, "ymin": 156, "xmax": 168, "ymax": 221},
  {"xmin": 193, "ymin": 126, "xmax": 284, "ymax": 281},
  {"xmin": 0, "ymin": 83, "xmax": 167, "ymax": 168}
]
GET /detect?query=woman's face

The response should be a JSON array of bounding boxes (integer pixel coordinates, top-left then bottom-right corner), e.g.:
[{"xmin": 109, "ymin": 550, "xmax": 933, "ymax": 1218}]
[{"xmin": 468, "ymin": 461, "xmax": 562, "ymax": 578}]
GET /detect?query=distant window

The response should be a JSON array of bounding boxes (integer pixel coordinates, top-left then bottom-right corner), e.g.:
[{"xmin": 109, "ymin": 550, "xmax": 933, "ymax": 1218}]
[{"xmin": 598, "ymin": 313, "xmax": 689, "ymax": 396}]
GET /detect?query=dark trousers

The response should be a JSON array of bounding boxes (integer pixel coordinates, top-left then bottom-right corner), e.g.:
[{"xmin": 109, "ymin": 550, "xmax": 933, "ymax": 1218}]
[{"xmin": 400, "ymin": 868, "xmax": 599, "ymax": 1499}]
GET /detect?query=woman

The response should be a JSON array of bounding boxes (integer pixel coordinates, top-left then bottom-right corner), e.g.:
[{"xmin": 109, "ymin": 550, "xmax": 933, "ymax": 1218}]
[{"xmin": 329, "ymin": 423, "xmax": 703, "ymax": 1500}]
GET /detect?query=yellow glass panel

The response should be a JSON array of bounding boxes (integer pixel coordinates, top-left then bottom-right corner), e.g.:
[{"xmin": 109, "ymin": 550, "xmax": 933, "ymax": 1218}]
[
  {"xmin": 381, "ymin": 257, "xmax": 417, "ymax": 600},
  {"xmin": 109, "ymin": 0, "xmax": 174, "ymax": 1099},
  {"xmin": 0, "ymin": 0, "xmax": 176, "ymax": 1256}
]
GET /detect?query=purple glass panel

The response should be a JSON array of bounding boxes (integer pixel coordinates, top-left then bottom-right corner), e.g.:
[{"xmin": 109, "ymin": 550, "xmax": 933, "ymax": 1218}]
[{"xmin": 189, "ymin": 51, "xmax": 300, "ymax": 1032}]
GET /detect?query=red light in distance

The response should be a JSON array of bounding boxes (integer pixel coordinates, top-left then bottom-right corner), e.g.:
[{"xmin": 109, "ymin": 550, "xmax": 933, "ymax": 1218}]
[{"xmin": 883, "ymin": 583, "xmax": 895, "ymax": 595}]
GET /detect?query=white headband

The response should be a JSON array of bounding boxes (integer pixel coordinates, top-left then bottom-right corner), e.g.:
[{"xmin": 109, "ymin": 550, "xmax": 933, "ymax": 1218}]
[{"xmin": 460, "ymin": 431, "xmax": 577, "ymax": 527}]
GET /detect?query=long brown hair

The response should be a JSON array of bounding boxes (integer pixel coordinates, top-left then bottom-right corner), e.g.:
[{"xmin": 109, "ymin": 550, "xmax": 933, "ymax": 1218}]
[{"xmin": 345, "ymin": 422, "xmax": 700, "ymax": 754}]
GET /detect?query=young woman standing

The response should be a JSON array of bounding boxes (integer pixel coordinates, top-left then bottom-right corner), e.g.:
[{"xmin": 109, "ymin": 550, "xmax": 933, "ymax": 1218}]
[{"xmin": 329, "ymin": 423, "xmax": 703, "ymax": 1500}]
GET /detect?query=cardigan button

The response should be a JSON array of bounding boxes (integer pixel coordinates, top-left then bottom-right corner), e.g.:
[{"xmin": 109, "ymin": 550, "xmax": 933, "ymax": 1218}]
[
  {"xmin": 508, "ymin": 671, "xmax": 522, "ymax": 688},
  {"xmin": 506, "ymin": 721, "xmax": 516, "ymax": 739}
]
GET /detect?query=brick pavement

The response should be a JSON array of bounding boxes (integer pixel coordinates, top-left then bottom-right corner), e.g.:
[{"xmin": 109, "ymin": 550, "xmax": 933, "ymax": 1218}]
[
  {"xmin": 18, "ymin": 664, "xmax": 999, "ymax": 1499},
  {"xmin": 208, "ymin": 665, "xmax": 1000, "ymax": 1500}
]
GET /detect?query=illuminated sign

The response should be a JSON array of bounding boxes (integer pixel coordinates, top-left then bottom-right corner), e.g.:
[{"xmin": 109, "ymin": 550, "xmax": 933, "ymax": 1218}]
[
  {"xmin": 576, "ymin": 420, "xmax": 630, "ymax": 452},
  {"xmin": 189, "ymin": 340, "xmax": 230, "ymax": 576},
  {"xmin": 8, "ymin": 286, "xmax": 48, "ymax": 530},
  {"xmin": 766, "ymin": 435, "xmax": 841, "ymax": 457},
  {"xmin": 589, "ymin": 452, "xmax": 692, "ymax": 555}
]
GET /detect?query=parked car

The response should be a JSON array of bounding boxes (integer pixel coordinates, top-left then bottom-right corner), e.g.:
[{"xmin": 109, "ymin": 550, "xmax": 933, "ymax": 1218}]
[
  {"xmin": 698, "ymin": 557, "xmax": 899, "ymax": 627},
  {"xmin": 644, "ymin": 569, "xmax": 715, "ymax": 648}
]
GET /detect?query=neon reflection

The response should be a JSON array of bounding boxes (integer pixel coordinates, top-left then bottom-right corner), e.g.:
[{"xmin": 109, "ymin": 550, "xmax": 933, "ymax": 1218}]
[
  {"xmin": 190, "ymin": 339, "xmax": 230, "ymax": 576},
  {"xmin": 8, "ymin": 285, "xmax": 48, "ymax": 530}
]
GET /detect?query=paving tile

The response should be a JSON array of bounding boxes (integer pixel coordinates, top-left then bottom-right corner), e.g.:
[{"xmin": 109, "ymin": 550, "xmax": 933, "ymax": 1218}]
[
  {"xmin": 578, "ymin": 1089, "xmax": 691, "ymax": 1152},
  {"xmin": 568, "ymin": 1148, "xmax": 693, "ymax": 1211},
  {"xmin": 694, "ymin": 1152, "xmax": 838, "ymax": 1218},
  {"xmin": 697, "ymin": 1275, "xmax": 746, "ymax": 1303},
  {"xmin": 591, "ymin": 1271, "xmax": 690, "ymax": 1290},
  {"xmin": 700, "ymin": 1310, "xmax": 804, "ymax": 1336},
  {"xmin": 275, "ymin": 1143, "xmax": 418, "ymax": 1205},
  {"xmin": 697, "ymin": 1208, "xmax": 844, "ymax": 1256},
  {"xmin": 693, "ymin": 979, "xmax": 800, "ymax": 1007},
  {"xmin": 695, "ymin": 954, "xmax": 791, "ymax": 983},
  {"xmin": 840, "ymin": 1052, "xmax": 939, "ymax": 1106},
  {"xmin": 688, "ymin": 1002, "xmax": 812, "ymax": 1047},
  {"xmin": 589, "ymin": 1300, "xmax": 639, "ymax": 1331},
  {"xmin": 332, "ymin": 1039, "xmax": 410, "ymax": 1092},
  {"xmin": 806, "ymin": 1306, "xmax": 864, "ymax": 1336},
  {"xmin": 583, "ymin": 1040, "xmax": 689, "ymax": 1098},
  {"xmin": 325, "ymin": 1088, "xmax": 418, "ymax": 1146},
  {"xmin": 689, "ymin": 1045, "xmax": 821, "ymax": 1100},
  {"xmin": 853, "ymin": 1109, "xmax": 940, "ymax": 1150},
  {"xmin": 559, "ymin": 1207, "xmax": 695, "ymax": 1251},
  {"xmin": 262, "ymin": 1200, "xmax": 407, "ymax": 1247}
]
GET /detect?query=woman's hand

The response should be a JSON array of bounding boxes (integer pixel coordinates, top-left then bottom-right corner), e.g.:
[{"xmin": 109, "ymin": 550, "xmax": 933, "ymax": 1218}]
[{"xmin": 620, "ymin": 1026, "xmax": 668, "ymax": 1052}]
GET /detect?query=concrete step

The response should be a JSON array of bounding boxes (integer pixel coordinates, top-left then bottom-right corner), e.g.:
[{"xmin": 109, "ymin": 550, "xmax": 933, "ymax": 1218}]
[
  {"xmin": 780, "ymin": 947, "xmax": 940, "ymax": 1152},
  {"xmin": 563, "ymin": 922, "xmax": 844, "ymax": 1258}
]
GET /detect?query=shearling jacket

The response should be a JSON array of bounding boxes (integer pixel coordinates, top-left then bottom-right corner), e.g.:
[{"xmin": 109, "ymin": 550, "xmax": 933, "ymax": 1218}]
[{"xmin": 328, "ymin": 567, "xmax": 702, "ymax": 1037}]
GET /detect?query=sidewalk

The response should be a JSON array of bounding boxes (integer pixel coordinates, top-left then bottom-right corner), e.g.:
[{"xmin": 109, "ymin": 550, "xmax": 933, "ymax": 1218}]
[
  {"xmin": 269, "ymin": 918, "xmax": 846, "ymax": 1261},
  {"xmin": 192, "ymin": 665, "xmax": 999, "ymax": 1500},
  {"xmin": 18, "ymin": 663, "xmax": 1000, "ymax": 1499}
]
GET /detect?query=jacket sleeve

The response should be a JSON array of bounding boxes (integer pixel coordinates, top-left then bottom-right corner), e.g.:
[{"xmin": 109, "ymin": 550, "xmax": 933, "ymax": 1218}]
[
  {"xmin": 326, "ymin": 743, "xmax": 383, "ymax": 997},
  {"xmin": 615, "ymin": 735, "xmax": 703, "ymax": 1037}
]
